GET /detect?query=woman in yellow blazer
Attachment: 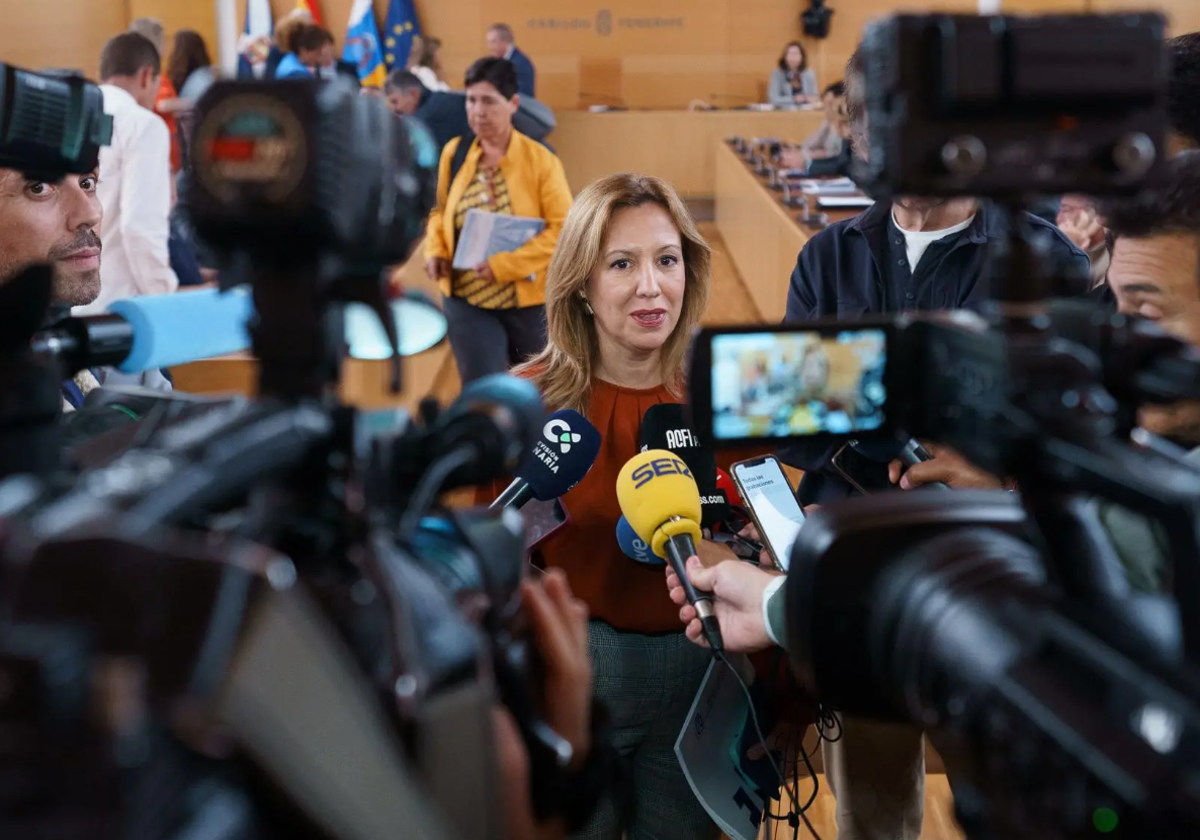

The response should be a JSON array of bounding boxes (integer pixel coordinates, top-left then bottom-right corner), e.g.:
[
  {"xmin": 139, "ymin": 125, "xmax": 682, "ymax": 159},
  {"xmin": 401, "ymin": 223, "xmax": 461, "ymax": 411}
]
[{"xmin": 424, "ymin": 57, "xmax": 573, "ymax": 384}]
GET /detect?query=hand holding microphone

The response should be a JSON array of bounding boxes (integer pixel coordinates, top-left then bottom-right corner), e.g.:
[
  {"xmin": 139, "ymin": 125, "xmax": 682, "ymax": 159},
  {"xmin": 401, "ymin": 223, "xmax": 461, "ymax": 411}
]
[
  {"xmin": 664, "ymin": 559, "xmax": 779, "ymax": 654},
  {"xmin": 616, "ymin": 449, "xmax": 723, "ymax": 652},
  {"xmin": 887, "ymin": 440, "xmax": 1006, "ymax": 491}
]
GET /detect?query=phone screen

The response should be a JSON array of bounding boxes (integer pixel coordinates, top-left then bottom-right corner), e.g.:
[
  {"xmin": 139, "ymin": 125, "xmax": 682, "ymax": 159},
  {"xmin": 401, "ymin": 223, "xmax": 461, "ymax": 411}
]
[
  {"xmin": 830, "ymin": 443, "xmax": 894, "ymax": 494},
  {"xmin": 710, "ymin": 328, "xmax": 888, "ymax": 442},
  {"xmin": 732, "ymin": 457, "xmax": 805, "ymax": 571}
]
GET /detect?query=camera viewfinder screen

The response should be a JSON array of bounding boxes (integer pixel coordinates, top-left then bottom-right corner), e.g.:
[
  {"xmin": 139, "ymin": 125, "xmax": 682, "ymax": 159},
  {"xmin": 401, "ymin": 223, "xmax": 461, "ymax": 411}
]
[{"xmin": 711, "ymin": 329, "xmax": 887, "ymax": 441}]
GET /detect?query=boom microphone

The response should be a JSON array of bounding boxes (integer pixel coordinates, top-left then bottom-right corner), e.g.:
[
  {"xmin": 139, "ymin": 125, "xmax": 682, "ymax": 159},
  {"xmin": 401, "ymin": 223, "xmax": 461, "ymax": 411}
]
[
  {"xmin": 639, "ymin": 403, "xmax": 728, "ymax": 529},
  {"xmin": 491, "ymin": 409, "xmax": 601, "ymax": 509},
  {"xmin": 616, "ymin": 449, "xmax": 723, "ymax": 651},
  {"xmin": 616, "ymin": 515, "xmax": 659, "ymax": 565},
  {"xmin": 34, "ymin": 287, "xmax": 253, "ymax": 374}
]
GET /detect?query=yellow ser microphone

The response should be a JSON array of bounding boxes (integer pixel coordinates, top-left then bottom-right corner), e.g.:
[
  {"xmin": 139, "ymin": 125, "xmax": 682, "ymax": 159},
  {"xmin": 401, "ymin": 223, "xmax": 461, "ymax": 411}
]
[{"xmin": 617, "ymin": 449, "xmax": 723, "ymax": 652}]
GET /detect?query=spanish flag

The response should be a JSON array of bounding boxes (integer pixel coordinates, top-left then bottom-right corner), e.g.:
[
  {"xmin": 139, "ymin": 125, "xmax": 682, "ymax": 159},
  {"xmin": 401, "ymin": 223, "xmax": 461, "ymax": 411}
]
[
  {"xmin": 295, "ymin": 0, "xmax": 323, "ymax": 25},
  {"xmin": 342, "ymin": 0, "xmax": 387, "ymax": 88}
]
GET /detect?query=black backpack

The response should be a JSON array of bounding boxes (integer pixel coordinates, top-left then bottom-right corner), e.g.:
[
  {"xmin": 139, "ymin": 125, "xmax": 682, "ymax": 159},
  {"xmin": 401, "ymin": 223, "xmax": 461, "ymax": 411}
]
[{"xmin": 448, "ymin": 132, "xmax": 476, "ymax": 186}]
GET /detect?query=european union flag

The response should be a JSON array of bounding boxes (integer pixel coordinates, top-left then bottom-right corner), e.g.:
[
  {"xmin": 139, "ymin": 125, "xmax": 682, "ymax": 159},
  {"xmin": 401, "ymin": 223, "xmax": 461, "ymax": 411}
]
[
  {"xmin": 383, "ymin": 0, "xmax": 422, "ymax": 71},
  {"xmin": 342, "ymin": 0, "xmax": 386, "ymax": 88}
]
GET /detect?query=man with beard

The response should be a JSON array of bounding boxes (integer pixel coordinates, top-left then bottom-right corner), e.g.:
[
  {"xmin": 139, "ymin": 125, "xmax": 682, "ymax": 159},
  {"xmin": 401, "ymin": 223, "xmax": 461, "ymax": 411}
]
[
  {"xmin": 0, "ymin": 163, "xmax": 169, "ymax": 409},
  {"xmin": 1088, "ymin": 151, "xmax": 1200, "ymax": 592}
]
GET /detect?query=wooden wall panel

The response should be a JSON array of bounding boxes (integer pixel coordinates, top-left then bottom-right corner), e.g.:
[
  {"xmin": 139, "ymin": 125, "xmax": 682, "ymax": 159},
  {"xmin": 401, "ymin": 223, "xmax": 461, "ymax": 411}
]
[
  {"xmin": 4, "ymin": 0, "xmax": 1199, "ymax": 106},
  {"xmin": 0, "ymin": 0, "xmax": 128, "ymax": 79},
  {"xmin": 128, "ymin": 0, "xmax": 220, "ymax": 60}
]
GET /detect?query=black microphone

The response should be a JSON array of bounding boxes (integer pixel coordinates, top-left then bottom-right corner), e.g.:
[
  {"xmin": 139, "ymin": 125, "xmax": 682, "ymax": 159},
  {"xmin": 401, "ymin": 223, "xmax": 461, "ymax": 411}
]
[
  {"xmin": 639, "ymin": 403, "xmax": 729, "ymax": 529},
  {"xmin": 396, "ymin": 374, "xmax": 545, "ymax": 538},
  {"xmin": 491, "ymin": 408, "xmax": 601, "ymax": 509}
]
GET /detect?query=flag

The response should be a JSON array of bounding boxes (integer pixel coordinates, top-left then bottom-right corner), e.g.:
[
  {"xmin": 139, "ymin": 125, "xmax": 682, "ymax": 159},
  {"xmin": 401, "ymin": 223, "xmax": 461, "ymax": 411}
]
[
  {"xmin": 383, "ymin": 0, "xmax": 422, "ymax": 71},
  {"xmin": 342, "ymin": 0, "xmax": 386, "ymax": 88},
  {"xmin": 295, "ymin": 0, "xmax": 323, "ymax": 25},
  {"xmin": 237, "ymin": 0, "xmax": 274, "ymax": 79}
]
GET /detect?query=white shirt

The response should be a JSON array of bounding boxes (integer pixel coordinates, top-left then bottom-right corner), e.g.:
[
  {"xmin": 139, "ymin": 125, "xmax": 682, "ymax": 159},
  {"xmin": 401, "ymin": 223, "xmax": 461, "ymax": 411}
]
[
  {"xmin": 412, "ymin": 65, "xmax": 450, "ymax": 92},
  {"xmin": 75, "ymin": 85, "xmax": 179, "ymax": 315},
  {"xmin": 762, "ymin": 575, "xmax": 786, "ymax": 645},
  {"xmin": 893, "ymin": 211, "xmax": 975, "ymax": 272}
]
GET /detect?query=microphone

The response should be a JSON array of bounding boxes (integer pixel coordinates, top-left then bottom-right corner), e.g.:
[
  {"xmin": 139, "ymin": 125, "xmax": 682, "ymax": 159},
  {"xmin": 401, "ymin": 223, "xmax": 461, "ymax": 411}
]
[
  {"xmin": 639, "ymin": 403, "xmax": 728, "ymax": 529},
  {"xmin": 715, "ymin": 467, "xmax": 743, "ymax": 507},
  {"xmin": 491, "ymin": 408, "xmax": 601, "ymax": 509},
  {"xmin": 616, "ymin": 515, "xmax": 660, "ymax": 565},
  {"xmin": 616, "ymin": 449, "xmax": 723, "ymax": 651},
  {"xmin": 32, "ymin": 287, "xmax": 254, "ymax": 375},
  {"xmin": 849, "ymin": 438, "xmax": 950, "ymax": 491},
  {"xmin": 37, "ymin": 286, "xmax": 449, "ymax": 376},
  {"xmin": 435, "ymin": 374, "xmax": 545, "ymax": 487}
]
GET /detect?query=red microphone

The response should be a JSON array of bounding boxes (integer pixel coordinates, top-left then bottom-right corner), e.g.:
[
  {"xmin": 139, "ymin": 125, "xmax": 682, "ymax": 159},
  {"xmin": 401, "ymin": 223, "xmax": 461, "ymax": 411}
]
[{"xmin": 716, "ymin": 468, "xmax": 743, "ymax": 508}]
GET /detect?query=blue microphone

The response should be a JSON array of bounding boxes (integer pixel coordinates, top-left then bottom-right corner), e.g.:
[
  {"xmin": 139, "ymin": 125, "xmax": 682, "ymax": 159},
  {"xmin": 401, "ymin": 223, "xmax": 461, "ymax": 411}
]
[
  {"xmin": 617, "ymin": 515, "xmax": 661, "ymax": 566},
  {"xmin": 490, "ymin": 408, "xmax": 602, "ymax": 509}
]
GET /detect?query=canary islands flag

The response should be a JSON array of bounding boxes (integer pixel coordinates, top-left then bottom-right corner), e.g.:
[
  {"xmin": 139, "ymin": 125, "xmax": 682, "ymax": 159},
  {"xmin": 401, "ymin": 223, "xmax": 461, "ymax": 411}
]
[
  {"xmin": 237, "ymin": 0, "xmax": 273, "ymax": 79},
  {"xmin": 383, "ymin": 0, "xmax": 422, "ymax": 71},
  {"xmin": 342, "ymin": 0, "xmax": 386, "ymax": 88}
]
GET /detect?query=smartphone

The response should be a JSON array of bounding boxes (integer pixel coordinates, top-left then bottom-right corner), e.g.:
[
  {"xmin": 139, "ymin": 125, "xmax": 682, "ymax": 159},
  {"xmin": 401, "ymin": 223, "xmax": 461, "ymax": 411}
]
[
  {"xmin": 830, "ymin": 441, "xmax": 894, "ymax": 494},
  {"xmin": 523, "ymin": 498, "xmax": 570, "ymax": 554},
  {"xmin": 730, "ymin": 456, "xmax": 805, "ymax": 571},
  {"xmin": 688, "ymin": 322, "xmax": 892, "ymax": 448}
]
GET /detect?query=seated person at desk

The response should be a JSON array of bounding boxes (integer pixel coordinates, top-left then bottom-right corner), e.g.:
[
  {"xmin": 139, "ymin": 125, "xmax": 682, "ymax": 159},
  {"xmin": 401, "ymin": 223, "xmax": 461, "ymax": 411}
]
[
  {"xmin": 799, "ymin": 81, "xmax": 846, "ymax": 159},
  {"xmin": 780, "ymin": 97, "xmax": 853, "ymax": 177},
  {"xmin": 769, "ymin": 41, "xmax": 818, "ymax": 107}
]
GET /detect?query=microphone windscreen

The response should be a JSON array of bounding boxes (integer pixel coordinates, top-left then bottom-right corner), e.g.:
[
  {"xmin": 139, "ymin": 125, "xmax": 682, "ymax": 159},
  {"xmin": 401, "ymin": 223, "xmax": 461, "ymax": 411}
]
[
  {"xmin": 515, "ymin": 408, "xmax": 601, "ymax": 501},
  {"xmin": 616, "ymin": 449, "xmax": 702, "ymax": 558},
  {"xmin": 715, "ymin": 468, "xmax": 743, "ymax": 508},
  {"xmin": 616, "ymin": 515, "xmax": 661, "ymax": 565},
  {"xmin": 639, "ymin": 403, "xmax": 725, "ymax": 528},
  {"xmin": 109, "ymin": 287, "xmax": 253, "ymax": 373}
]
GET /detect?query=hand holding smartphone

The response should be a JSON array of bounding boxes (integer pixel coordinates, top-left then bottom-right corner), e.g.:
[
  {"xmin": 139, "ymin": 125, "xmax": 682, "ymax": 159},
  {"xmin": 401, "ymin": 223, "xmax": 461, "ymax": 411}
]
[{"xmin": 730, "ymin": 455, "xmax": 806, "ymax": 571}]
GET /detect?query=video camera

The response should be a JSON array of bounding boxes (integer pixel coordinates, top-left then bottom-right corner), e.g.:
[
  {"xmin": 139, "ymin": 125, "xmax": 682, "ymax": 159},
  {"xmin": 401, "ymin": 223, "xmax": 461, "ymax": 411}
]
[
  {"xmin": 0, "ymin": 71, "xmax": 618, "ymax": 839},
  {"xmin": 689, "ymin": 13, "xmax": 1200, "ymax": 839}
]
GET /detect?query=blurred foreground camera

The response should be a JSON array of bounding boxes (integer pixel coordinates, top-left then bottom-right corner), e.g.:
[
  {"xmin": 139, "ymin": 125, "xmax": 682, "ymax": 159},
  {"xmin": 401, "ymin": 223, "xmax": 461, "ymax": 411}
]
[
  {"xmin": 0, "ymin": 64, "xmax": 113, "ymax": 180},
  {"xmin": 0, "ymin": 75, "xmax": 619, "ymax": 840},
  {"xmin": 689, "ymin": 12, "xmax": 1200, "ymax": 840}
]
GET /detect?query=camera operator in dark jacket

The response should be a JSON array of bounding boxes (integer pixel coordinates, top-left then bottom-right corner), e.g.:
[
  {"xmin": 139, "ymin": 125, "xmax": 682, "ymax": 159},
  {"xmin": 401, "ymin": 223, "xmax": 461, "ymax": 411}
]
[{"xmin": 774, "ymin": 46, "xmax": 1089, "ymax": 840}]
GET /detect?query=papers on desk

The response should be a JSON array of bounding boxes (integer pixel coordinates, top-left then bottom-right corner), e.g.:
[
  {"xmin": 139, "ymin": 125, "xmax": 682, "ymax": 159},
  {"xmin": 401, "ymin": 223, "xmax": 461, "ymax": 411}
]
[
  {"xmin": 452, "ymin": 210, "xmax": 545, "ymax": 270},
  {"xmin": 799, "ymin": 176, "xmax": 857, "ymax": 194},
  {"xmin": 817, "ymin": 195, "xmax": 876, "ymax": 209},
  {"xmin": 676, "ymin": 656, "xmax": 773, "ymax": 840}
]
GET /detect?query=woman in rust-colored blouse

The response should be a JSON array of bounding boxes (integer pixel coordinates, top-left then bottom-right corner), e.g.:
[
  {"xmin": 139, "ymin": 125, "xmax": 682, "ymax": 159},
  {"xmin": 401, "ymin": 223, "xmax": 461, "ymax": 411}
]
[{"xmin": 480, "ymin": 173, "xmax": 718, "ymax": 840}]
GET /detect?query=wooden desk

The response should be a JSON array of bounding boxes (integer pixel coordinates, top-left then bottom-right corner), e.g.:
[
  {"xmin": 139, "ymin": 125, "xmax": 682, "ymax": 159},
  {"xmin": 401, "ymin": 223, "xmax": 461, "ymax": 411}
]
[
  {"xmin": 713, "ymin": 141, "xmax": 815, "ymax": 321},
  {"xmin": 552, "ymin": 109, "xmax": 825, "ymax": 198}
]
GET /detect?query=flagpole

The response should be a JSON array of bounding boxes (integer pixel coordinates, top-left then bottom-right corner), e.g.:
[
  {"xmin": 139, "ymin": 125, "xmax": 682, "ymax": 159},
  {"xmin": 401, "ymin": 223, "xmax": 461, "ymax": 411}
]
[{"xmin": 215, "ymin": 0, "xmax": 239, "ymax": 76}]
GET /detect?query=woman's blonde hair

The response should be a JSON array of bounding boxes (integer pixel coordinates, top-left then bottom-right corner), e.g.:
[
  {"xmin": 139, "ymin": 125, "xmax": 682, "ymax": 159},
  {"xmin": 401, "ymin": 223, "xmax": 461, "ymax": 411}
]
[{"xmin": 515, "ymin": 173, "xmax": 712, "ymax": 413}]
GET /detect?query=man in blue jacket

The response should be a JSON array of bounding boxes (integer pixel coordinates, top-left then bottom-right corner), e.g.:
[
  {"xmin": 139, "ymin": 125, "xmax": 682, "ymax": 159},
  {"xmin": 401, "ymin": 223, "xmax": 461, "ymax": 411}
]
[
  {"xmin": 486, "ymin": 23, "xmax": 536, "ymax": 98},
  {"xmin": 383, "ymin": 69, "xmax": 555, "ymax": 152}
]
